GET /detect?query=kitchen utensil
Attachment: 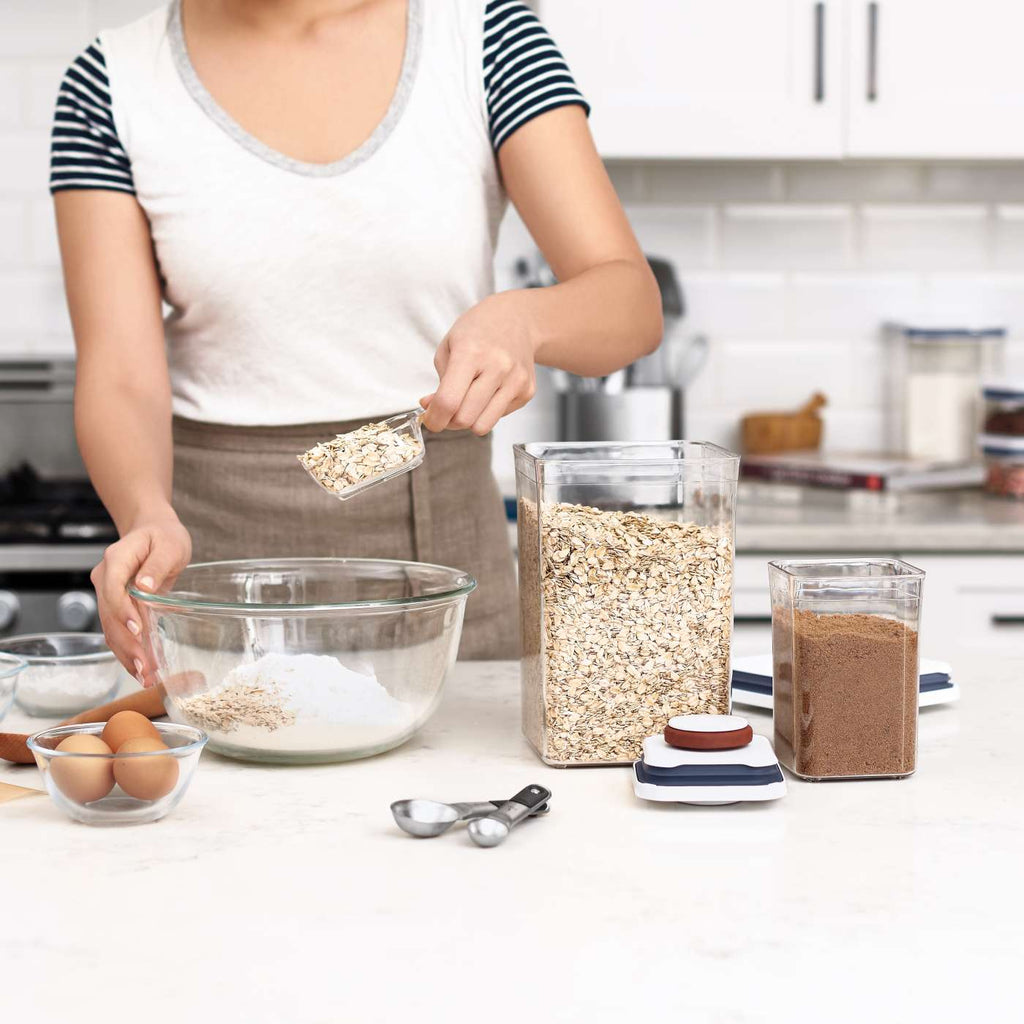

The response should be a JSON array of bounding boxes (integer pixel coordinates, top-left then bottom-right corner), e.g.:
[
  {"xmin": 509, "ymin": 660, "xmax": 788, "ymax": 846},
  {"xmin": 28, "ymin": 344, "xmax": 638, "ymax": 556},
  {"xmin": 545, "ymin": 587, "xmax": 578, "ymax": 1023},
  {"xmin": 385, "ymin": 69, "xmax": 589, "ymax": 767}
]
[
  {"xmin": 467, "ymin": 783, "xmax": 551, "ymax": 848},
  {"xmin": 28, "ymin": 720, "xmax": 206, "ymax": 826},
  {"xmin": 741, "ymin": 393, "xmax": 826, "ymax": 455},
  {"xmin": 129, "ymin": 558, "xmax": 475, "ymax": 764},
  {"xmin": 731, "ymin": 654, "xmax": 959, "ymax": 710},
  {"xmin": 0, "ymin": 780, "xmax": 43, "ymax": 805},
  {"xmin": 391, "ymin": 797, "xmax": 549, "ymax": 838},
  {"xmin": 0, "ymin": 653, "xmax": 24, "ymax": 722},
  {"xmin": 0, "ymin": 632, "xmax": 121, "ymax": 717},
  {"xmin": 0, "ymin": 682, "xmax": 168, "ymax": 764},
  {"xmin": 301, "ymin": 407, "xmax": 425, "ymax": 502}
]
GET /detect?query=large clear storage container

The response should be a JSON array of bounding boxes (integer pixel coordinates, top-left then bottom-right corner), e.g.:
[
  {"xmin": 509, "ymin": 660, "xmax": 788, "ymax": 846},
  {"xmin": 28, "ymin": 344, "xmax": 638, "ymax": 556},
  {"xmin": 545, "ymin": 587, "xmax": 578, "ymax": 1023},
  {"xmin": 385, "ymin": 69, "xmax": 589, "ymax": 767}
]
[
  {"xmin": 514, "ymin": 441, "xmax": 740, "ymax": 767},
  {"xmin": 769, "ymin": 558, "xmax": 924, "ymax": 781},
  {"xmin": 887, "ymin": 324, "xmax": 1004, "ymax": 463}
]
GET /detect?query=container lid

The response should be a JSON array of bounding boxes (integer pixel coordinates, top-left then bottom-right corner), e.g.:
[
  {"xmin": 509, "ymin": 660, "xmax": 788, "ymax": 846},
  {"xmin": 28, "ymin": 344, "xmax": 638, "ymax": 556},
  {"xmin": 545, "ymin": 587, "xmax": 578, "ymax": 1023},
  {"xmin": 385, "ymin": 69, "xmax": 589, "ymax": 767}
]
[
  {"xmin": 979, "ymin": 433, "xmax": 1024, "ymax": 455},
  {"xmin": 900, "ymin": 326, "xmax": 1006, "ymax": 340},
  {"xmin": 982, "ymin": 378, "xmax": 1024, "ymax": 402},
  {"xmin": 664, "ymin": 714, "xmax": 753, "ymax": 751}
]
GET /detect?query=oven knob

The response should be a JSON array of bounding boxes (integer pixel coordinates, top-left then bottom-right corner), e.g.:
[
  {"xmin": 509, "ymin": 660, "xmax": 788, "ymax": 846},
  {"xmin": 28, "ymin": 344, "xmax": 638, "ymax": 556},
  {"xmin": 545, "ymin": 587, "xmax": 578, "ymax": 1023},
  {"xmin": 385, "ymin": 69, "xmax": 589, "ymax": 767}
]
[
  {"xmin": 57, "ymin": 591, "xmax": 98, "ymax": 631},
  {"xmin": 0, "ymin": 590, "xmax": 18, "ymax": 632}
]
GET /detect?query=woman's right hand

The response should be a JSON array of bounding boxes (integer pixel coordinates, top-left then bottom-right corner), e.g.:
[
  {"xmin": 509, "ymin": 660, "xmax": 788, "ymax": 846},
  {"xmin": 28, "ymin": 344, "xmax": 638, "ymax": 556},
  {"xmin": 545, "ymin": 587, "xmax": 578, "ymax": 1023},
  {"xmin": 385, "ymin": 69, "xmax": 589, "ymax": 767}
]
[{"xmin": 90, "ymin": 512, "xmax": 191, "ymax": 687}]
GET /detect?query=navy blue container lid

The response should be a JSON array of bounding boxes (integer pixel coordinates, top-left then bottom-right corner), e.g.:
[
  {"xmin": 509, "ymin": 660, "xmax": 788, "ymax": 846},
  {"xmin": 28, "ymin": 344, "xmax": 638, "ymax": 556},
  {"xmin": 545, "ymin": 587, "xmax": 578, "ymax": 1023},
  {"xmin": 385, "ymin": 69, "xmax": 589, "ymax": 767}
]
[
  {"xmin": 982, "ymin": 379, "xmax": 1024, "ymax": 403},
  {"xmin": 901, "ymin": 326, "xmax": 1006, "ymax": 340}
]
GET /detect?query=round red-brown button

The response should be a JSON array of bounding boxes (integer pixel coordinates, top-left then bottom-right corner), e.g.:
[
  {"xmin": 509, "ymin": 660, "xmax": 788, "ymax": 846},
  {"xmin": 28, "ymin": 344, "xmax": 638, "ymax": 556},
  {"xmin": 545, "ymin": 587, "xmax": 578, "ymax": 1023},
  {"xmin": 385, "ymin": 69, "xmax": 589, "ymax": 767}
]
[{"xmin": 664, "ymin": 714, "xmax": 753, "ymax": 751}]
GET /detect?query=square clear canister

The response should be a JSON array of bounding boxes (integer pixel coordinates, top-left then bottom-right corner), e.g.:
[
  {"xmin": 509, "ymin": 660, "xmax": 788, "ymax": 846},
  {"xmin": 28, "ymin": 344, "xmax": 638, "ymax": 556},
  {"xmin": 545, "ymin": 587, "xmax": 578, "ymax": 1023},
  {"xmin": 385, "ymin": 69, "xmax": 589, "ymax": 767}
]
[
  {"xmin": 515, "ymin": 442, "xmax": 740, "ymax": 767},
  {"xmin": 769, "ymin": 558, "xmax": 925, "ymax": 781}
]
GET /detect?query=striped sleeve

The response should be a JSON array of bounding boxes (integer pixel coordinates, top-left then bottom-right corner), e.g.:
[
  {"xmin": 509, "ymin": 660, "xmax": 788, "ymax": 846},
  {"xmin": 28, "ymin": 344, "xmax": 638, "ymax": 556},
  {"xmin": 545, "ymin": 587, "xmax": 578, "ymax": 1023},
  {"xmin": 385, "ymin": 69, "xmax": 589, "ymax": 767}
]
[
  {"xmin": 483, "ymin": 0, "xmax": 589, "ymax": 153},
  {"xmin": 50, "ymin": 39, "xmax": 135, "ymax": 195}
]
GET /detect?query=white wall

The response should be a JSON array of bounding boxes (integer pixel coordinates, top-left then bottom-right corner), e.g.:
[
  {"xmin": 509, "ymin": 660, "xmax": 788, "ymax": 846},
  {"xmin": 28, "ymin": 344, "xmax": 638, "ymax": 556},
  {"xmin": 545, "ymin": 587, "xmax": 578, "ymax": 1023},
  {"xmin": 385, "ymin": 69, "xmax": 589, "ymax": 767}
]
[{"xmin": 5, "ymin": 3, "xmax": 1024, "ymax": 491}]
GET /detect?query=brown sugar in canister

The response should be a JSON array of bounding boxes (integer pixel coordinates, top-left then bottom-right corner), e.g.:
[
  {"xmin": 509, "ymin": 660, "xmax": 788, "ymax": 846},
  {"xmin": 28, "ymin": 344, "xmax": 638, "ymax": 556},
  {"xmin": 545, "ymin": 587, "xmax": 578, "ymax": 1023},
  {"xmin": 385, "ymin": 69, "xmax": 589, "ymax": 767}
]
[{"xmin": 773, "ymin": 609, "xmax": 918, "ymax": 779}]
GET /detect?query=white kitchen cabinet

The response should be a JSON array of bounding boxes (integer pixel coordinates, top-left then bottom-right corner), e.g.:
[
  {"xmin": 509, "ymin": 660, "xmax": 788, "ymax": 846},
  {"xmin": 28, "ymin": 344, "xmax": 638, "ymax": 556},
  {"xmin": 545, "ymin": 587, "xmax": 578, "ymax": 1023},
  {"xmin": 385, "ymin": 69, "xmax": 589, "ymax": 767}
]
[
  {"xmin": 544, "ymin": 0, "xmax": 1024, "ymax": 160},
  {"xmin": 541, "ymin": 0, "xmax": 844, "ymax": 158},
  {"xmin": 845, "ymin": 0, "xmax": 1024, "ymax": 158}
]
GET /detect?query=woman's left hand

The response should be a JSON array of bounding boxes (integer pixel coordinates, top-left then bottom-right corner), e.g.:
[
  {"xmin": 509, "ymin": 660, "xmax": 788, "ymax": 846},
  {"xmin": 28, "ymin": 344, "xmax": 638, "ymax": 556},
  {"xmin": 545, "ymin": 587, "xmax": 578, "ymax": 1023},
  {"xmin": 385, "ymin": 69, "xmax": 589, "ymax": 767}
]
[{"xmin": 420, "ymin": 292, "xmax": 537, "ymax": 435}]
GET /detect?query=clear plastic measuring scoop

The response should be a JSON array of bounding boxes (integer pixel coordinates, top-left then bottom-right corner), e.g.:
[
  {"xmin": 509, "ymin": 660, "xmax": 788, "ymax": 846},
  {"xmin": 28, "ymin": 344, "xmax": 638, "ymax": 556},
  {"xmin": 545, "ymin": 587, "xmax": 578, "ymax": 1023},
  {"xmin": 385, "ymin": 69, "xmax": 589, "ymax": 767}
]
[{"xmin": 298, "ymin": 406, "xmax": 426, "ymax": 501}]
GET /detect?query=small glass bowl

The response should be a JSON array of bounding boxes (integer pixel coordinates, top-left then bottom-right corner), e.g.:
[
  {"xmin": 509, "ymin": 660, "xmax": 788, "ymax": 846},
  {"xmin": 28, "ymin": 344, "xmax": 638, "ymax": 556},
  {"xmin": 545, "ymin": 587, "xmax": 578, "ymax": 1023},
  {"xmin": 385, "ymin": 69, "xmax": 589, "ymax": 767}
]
[
  {"xmin": 1, "ymin": 633, "xmax": 122, "ymax": 717},
  {"xmin": 28, "ymin": 721, "xmax": 207, "ymax": 826},
  {"xmin": 0, "ymin": 653, "xmax": 27, "ymax": 722}
]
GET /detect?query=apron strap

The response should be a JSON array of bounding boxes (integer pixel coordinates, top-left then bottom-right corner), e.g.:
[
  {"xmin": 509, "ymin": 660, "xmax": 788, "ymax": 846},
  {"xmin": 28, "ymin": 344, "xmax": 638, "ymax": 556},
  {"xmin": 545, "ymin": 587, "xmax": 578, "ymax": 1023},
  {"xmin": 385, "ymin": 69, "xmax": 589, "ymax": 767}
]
[{"xmin": 409, "ymin": 451, "xmax": 435, "ymax": 565}]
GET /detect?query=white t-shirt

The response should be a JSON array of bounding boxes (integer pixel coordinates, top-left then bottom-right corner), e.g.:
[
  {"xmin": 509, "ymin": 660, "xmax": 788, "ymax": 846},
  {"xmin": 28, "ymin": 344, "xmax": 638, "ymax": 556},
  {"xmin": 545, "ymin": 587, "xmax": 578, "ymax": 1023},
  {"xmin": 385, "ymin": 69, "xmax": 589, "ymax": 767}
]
[{"xmin": 50, "ymin": 0, "xmax": 587, "ymax": 426}]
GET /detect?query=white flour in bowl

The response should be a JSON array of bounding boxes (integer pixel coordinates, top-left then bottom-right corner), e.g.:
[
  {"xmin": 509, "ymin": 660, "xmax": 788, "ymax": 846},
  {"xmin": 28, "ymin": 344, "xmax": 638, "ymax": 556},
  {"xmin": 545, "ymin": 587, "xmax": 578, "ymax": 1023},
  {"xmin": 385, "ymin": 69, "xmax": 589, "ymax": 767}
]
[{"xmin": 173, "ymin": 652, "xmax": 415, "ymax": 753}]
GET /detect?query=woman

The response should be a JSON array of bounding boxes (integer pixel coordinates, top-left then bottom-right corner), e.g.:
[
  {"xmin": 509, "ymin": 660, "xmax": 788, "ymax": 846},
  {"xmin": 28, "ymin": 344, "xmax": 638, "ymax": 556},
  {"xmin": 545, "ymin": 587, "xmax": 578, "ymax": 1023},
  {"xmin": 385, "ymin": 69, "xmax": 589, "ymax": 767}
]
[{"xmin": 51, "ymin": 0, "xmax": 661, "ymax": 679}]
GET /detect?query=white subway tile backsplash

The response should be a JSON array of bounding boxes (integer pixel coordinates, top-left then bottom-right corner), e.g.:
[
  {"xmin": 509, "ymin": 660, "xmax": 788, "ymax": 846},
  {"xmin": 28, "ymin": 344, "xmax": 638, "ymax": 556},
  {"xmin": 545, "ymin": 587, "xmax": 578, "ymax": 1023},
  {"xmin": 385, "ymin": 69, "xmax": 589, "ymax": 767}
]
[
  {"xmin": 647, "ymin": 163, "xmax": 783, "ymax": 203},
  {"xmin": 0, "ymin": 269, "xmax": 71, "ymax": 335},
  {"xmin": 721, "ymin": 204, "xmax": 853, "ymax": 271},
  {"xmin": 24, "ymin": 60, "xmax": 66, "ymax": 128},
  {"xmin": 784, "ymin": 163, "xmax": 924, "ymax": 202},
  {"xmin": 0, "ymin": 2, "xmax": 90, "ymax": 58},
  {"xmin": 624, "ymin": 204, "xmax": 714, "ymax": 270},
  {"xmin": 0, "ymin": 130, "xmax": 51, "ymax": 193},
  {"xmin": 0, "ymin": 202, "xmax": 27, "ymax": 264},
  {"xmin": 681, "ymin": 272, "xmax": 787, "ymax": 339},
  {"xmin": 787, "ymin": 273, "xmax": 925, "ymax": 339},
  {"xmin": 920, "ymin": 273, "xmax": 1024, "ymax": 334},
  {"xmin": 860, "ymin": 204, "xmax": 990, "ymax": 271},
  {"xmin": 0, "ymin": 66, "xmax": 24, "ymax": 127},
  {"xmin": 684, "ymin": 411, "xmax": 740, "ymax": 452},
  {"xmin": 28, "ymin": 198, "xmax": 60, "ymax": 266},
  {"xmin": 820, "ymin": 410, "xmax": 886, "ymax": 451},
  {"xmin": 716, "ymin": 341, "xmax": 861, "ymax": 411},
  {"xmin": 994, "ymin": 205, "xmax": 1024, "ymax": 270},
  {"xmin": 604, "ymin": 161, "xmax": 648, "ymax": 203},
  {"xmin": 926, "ymin": 165, "xmax": 1024, "ymax": 202}
]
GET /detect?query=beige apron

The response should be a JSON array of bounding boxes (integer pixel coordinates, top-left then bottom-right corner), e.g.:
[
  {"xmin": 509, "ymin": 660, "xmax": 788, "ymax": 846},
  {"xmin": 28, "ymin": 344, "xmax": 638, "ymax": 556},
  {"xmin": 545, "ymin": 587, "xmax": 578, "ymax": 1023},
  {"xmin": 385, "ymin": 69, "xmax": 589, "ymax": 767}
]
[{"xmin": 172, "ymin": 416, "xmax": 518, "ymax": 659}]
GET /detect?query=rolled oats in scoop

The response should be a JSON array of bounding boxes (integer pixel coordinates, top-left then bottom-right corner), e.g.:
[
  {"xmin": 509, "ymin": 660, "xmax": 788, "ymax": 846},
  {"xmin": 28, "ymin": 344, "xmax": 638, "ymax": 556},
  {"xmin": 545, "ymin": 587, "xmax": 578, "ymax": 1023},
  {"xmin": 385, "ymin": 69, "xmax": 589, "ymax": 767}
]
[{"xmin": 299, "ymin": 408, "xmax": 425, "ymax": 500}]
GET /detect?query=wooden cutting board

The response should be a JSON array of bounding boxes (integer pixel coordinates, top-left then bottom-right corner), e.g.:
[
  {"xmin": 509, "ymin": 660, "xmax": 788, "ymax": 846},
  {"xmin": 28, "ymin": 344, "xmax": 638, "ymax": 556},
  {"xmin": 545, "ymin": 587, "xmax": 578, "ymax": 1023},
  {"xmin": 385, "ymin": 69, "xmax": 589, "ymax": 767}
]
[{"xmin": 0, "ymin": 781, "xmax": 44, "ymax": 805}]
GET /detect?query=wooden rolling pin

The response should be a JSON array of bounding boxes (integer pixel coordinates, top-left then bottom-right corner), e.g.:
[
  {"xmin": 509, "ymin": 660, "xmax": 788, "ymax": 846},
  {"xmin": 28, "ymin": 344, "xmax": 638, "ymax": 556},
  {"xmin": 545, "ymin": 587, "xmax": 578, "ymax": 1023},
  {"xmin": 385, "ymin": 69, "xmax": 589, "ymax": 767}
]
[{"xmin": 0, "ymin": 684, "xmax": 167, "ymax": 765}]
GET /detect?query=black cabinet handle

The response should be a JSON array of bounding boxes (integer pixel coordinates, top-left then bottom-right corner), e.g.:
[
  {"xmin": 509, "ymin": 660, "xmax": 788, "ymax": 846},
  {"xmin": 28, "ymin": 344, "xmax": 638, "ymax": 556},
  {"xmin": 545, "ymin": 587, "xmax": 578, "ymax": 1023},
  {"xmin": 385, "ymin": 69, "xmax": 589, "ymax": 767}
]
[
  {"xmin": 813, "ymin": 3, "xmax": 826, "ymax": 102},
  {"xmin": 991, "ymin": 615, "xmax": 1024, "ymax": 628},
  {"xmin": 867, "ymin": 2, "xmax": 879, "ymax": 102}
]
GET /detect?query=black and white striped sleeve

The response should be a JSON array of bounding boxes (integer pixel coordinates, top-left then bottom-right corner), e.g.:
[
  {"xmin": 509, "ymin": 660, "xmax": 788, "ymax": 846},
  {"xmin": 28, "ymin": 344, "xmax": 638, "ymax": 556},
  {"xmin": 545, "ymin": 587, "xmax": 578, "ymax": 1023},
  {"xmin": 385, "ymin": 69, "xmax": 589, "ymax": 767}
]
[
  {"xmin": 49, "ymin": 40, "xmax": 135, "ymax": 195},
  {"xmin": 483, "ymin": 1, "xmax": 589, "ymax": 153}
]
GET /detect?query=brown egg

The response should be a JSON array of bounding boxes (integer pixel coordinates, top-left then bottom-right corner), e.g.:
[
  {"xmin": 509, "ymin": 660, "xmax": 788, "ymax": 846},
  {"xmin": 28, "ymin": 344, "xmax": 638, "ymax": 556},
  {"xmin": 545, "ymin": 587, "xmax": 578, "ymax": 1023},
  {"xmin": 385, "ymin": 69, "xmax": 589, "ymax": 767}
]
[
  {"xmin": 102, "ymin": 710, "xmax": 161, "ymax": 753},
  {"xmin": 113, "ymin": 737, "xmax": 179, "ymax": 801},
  {"xmin": 51, "ymin": 734, "xmax": 115, "ymax": 804}
]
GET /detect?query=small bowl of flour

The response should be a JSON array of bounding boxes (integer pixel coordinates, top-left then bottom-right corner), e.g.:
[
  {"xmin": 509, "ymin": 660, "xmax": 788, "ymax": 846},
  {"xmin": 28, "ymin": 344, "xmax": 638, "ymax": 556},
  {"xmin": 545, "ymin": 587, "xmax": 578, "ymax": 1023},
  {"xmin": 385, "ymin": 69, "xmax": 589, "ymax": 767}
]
[{"xmin": 1, "ymin": 632, "xmax": 123, "ymax": 717}]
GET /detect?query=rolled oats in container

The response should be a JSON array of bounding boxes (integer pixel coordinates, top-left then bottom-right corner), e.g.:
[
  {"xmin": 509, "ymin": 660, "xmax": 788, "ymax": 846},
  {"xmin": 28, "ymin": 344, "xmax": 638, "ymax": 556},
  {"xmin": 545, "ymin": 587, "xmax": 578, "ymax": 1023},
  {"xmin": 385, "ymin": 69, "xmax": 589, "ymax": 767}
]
[{"xmin": 514, "ymin": 442, "xmax": 739, "ymax": 767}]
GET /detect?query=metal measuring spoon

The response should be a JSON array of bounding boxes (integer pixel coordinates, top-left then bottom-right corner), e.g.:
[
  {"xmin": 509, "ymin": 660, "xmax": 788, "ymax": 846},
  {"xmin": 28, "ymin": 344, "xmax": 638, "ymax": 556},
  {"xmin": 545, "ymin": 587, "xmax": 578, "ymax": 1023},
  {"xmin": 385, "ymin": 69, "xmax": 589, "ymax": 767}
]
[
  {"xmin": 391, "ymin": 797, "xmax": 549, "ymax": 838},
  {"xmin": 467, "ymin": 784, "xmax": 552, "ymax": 848}
]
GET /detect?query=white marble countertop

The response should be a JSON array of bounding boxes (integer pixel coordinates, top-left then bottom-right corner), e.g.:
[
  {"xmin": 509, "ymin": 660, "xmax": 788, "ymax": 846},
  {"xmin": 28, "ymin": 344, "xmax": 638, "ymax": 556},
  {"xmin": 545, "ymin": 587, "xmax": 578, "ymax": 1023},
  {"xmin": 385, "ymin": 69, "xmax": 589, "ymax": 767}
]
[
  {"xmin": 3, "ymin": 657, "xmax": 1022, "ymax": 1024},
  {"xmin": 736, "ymin": 487, "xmax": 1024, "ymax": 552}
]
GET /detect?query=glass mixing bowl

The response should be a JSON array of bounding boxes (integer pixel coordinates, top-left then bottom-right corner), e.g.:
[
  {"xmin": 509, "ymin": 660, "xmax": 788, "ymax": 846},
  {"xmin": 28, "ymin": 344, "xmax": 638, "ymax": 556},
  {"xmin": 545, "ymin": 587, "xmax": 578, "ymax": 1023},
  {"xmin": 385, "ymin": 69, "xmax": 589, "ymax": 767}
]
[
  {"xmin": 129, "ymin": 558, "xmax": 476, "ymax": 764},
  {"xmin": 0, "ymin": 633, "xmax": 122, "ymax": 717},
  {"xmin": 0, "ymin": 653, "xmax": 26, "ymax": 722}
]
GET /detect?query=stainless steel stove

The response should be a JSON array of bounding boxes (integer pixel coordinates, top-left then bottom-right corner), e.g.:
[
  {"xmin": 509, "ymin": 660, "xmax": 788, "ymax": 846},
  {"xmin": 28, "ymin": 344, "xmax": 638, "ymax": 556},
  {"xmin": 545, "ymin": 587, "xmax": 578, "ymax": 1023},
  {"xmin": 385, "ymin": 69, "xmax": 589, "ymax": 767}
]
[{"xmin": 0, "ymin": 360, "xmax": 114, "ymax": 636}]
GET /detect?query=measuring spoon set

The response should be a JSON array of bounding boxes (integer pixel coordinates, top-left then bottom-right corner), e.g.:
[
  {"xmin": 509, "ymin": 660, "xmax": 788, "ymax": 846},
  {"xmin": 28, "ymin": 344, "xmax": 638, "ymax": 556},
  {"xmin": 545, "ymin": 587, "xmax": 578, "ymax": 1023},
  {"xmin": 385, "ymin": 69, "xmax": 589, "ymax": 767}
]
[{"xmin": 391, "ymin": 784, "xmax": 551, "ymax": 848}]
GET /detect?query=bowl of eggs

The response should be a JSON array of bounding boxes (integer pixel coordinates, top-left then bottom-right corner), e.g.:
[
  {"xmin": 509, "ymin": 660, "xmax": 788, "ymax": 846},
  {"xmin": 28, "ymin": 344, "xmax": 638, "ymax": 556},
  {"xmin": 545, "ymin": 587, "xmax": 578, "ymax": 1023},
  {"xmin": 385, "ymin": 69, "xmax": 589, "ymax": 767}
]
[{"xmin": 28, "ymin": 711, "xmax": 207, "ymax": 826}]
